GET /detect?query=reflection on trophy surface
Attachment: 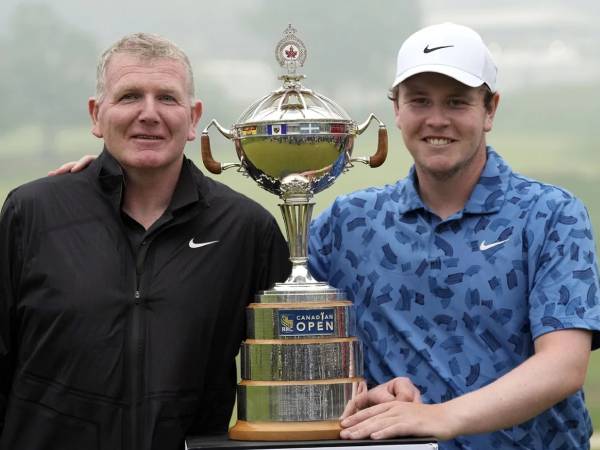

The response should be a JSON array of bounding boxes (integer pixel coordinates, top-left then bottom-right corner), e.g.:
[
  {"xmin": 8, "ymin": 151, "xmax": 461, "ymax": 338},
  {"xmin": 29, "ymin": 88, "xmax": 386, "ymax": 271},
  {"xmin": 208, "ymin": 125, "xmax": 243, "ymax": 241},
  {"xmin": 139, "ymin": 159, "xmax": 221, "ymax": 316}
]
[{"xmin": 201, "ymin": 24, "xmax": 388, "ymax": 441}]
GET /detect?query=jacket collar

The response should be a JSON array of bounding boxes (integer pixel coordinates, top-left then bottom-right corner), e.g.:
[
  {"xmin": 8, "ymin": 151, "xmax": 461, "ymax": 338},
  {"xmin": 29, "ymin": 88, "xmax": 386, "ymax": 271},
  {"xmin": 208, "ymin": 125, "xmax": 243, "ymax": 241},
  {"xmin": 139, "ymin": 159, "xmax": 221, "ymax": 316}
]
[
  {"xmin": 395, "ymin": 147, "xmax": 511, "ymax": 217},
  {"xmin": 88, "ymin": 147, "xmax": 210, "ymax": 214}
]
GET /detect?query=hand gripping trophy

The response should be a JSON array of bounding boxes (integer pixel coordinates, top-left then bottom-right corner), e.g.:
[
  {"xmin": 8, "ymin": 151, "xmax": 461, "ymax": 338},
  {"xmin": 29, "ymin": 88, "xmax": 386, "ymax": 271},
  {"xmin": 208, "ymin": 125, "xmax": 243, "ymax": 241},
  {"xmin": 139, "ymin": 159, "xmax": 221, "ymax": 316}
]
[{"xmin": 201, "ymin": 25, "xmax": 388, "ymax": 441}]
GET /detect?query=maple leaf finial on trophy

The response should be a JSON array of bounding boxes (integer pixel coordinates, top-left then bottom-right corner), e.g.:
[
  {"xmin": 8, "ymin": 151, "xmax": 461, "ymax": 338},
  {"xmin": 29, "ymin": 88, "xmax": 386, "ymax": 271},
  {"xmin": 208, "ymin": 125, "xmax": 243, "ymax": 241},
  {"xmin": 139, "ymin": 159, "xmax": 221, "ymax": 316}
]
[{"xmin": 275, "ymin": 24, "xmax": 307, "ymax": 81}]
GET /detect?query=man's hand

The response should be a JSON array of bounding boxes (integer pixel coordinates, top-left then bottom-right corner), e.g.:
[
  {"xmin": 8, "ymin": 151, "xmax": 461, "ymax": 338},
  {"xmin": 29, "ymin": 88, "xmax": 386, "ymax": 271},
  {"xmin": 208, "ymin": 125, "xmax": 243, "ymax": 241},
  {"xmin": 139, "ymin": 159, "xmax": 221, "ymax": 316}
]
[
  {"xmin": 340, "ymin": 377, "xmax": 425, "ymax": 438},
  {"xmin": 340, "ymin": 400, "xmax": 452, "ymax": 441},
  {"xmin": 47, "ymin": 155, "xmax": 97, "ymax": 176},
  {"xmin": 341, "ymin": 377, "xmax": 422, "ymax": 420},
  {"xmin": 366, "ymin": 377, "xmax": 422, "ymax": 405}
]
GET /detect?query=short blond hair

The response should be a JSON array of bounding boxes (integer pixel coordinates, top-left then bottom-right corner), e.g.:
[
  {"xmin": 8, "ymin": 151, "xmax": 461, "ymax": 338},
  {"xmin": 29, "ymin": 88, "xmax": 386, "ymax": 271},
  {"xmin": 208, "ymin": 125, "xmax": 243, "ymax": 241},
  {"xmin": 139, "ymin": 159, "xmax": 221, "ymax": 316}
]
[{"xmin": 95, "ymin": 32, "xmax": 195, "ymax": 102}]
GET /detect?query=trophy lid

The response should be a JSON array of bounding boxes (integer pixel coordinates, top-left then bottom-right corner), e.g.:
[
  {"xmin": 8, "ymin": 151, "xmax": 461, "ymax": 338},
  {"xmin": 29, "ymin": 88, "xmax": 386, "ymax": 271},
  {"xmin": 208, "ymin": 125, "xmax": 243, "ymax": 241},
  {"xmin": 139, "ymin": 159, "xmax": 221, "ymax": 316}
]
[
  {"xmin": 235, "ymin": 24, "xmax": 352, "ymax": 126},
  {"xmin": 236, "ymin": 88, "xmax": 352, "ymax": 124}
]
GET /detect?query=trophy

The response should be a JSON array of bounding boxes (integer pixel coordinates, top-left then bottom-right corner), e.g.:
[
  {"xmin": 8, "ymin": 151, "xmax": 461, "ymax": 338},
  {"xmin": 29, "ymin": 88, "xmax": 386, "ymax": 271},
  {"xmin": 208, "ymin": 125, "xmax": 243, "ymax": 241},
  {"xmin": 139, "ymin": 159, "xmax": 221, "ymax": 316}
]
[{"xmin": 201, "ymin": 25, "xmax": 387, "ymax": 441}]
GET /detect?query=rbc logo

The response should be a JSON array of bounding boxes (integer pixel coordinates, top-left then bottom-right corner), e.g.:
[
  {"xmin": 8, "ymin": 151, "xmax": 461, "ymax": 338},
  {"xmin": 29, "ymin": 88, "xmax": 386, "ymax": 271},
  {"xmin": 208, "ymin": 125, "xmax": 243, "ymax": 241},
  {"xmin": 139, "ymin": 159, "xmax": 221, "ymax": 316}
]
[{"xmin": 280, "ymin": 314, "xmax": 294, "ymax": 333}]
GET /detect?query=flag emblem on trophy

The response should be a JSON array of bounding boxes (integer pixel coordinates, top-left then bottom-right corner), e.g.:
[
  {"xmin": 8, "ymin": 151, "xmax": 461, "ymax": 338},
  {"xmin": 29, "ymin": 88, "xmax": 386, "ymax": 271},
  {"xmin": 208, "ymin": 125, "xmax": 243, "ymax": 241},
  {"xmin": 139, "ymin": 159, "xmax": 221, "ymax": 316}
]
[
  {"xmin": 241, "ymin": 126, "xmax": 257, "ymax": 136},
  {"xmin": 268, "ymin": 124, "xmax": 287, "ymax": 135},
  {"xmin": 299, "ymin": 123, "xmax": 320, "ymax": 134},
  {"xmin": 330, "ymin": 123, "xmax": 346, "ymax": 134}
]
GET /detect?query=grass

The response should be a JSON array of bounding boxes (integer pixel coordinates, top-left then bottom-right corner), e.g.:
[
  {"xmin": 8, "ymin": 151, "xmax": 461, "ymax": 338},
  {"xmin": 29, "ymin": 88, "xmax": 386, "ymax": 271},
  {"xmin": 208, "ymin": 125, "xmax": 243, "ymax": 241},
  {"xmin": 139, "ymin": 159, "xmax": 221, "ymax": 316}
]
[{"xmin": 588, "ymin": 350, "xmax": 600, "ymax": 427}]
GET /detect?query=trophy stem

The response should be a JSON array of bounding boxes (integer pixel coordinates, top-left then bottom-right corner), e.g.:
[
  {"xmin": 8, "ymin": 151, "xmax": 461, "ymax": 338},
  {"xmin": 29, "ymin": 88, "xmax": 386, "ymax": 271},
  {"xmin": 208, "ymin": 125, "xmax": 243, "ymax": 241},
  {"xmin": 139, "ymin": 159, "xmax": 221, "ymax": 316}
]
[{"xmin": 279, "ymin": 200, "xmax": 318, "ymax": 284}]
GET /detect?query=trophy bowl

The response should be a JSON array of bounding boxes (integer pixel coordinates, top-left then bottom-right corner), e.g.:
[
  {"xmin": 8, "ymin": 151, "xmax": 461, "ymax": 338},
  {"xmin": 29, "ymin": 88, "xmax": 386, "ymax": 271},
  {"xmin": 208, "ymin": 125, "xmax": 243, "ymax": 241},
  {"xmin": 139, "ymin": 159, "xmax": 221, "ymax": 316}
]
[
  {"xmin": 201, "ymin": 25, "xmax": 387, "ymax": 441},
  {"xmin": 201, "ymin": 82, "xmax": 387, "ymax": 198}
]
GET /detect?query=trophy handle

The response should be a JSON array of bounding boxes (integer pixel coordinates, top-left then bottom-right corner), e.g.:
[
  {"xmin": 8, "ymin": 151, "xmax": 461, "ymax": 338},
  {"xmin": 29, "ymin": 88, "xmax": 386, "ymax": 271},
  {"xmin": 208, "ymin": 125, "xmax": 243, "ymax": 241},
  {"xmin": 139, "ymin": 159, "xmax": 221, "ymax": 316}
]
[
  {"xmin": 349, "ymin": 114, "xmax": 388, "ymax": 168},
  {"xmin": 201, "ymin": 119, "xmax": 241, "ymax": 174}
]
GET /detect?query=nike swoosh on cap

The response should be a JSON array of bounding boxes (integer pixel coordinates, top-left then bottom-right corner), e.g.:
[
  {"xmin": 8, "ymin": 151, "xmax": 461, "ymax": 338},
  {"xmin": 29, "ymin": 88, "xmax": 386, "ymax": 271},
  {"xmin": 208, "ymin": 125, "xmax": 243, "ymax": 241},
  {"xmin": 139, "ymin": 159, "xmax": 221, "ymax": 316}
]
[
  {"xmin": 479, "ymin": 238, "xmax": 510, "ymax": 251},
  {"xmin": 189, "ymin": 239, "xmax": 219, "ymax": 249},
  {"xmin": 423, "ymin": 44, "xmax": 454, "ymax": 54}
]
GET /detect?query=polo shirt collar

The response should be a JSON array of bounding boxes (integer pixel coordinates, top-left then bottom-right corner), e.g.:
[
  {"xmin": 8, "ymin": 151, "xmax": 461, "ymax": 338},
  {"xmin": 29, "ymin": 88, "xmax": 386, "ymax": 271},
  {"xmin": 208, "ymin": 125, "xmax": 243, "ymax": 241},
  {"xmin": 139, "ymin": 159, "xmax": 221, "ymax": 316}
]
[
  {"xmin": 395, "ymin": 146, "xmax": 512, "ymax": 216},
  {"xmin": 463, "ymin": 147, "xmax": 511, "ymax": 214},
  {"xmin": 395, "ymin": 166, "xmax": 425, "ymax": 214}
]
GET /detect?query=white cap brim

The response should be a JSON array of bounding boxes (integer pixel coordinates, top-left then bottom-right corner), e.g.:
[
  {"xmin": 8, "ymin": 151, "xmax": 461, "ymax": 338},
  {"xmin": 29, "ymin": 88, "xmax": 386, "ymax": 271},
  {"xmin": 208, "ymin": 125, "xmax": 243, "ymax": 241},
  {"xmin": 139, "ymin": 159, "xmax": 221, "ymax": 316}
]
[{"xmin": 392, "ymin": 64, "xmax": 485, "ymax": 89}]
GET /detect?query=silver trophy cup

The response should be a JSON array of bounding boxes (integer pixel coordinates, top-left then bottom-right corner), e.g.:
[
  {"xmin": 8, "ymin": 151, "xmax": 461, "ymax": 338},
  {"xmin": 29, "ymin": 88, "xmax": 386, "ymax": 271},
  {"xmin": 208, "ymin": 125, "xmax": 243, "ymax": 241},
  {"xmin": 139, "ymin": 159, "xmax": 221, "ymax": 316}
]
[{"xmin": 201, "ymin": 25, "xmax": 387, "ymax": 441}]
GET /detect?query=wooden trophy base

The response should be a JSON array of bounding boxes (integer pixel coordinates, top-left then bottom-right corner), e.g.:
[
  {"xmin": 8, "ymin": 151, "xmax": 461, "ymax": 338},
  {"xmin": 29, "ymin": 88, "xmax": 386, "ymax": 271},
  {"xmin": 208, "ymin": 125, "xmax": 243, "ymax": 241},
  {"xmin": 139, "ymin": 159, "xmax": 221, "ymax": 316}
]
[{"xmin": 229, "ymin": 420, "xmax": 341, "ymax": 441}]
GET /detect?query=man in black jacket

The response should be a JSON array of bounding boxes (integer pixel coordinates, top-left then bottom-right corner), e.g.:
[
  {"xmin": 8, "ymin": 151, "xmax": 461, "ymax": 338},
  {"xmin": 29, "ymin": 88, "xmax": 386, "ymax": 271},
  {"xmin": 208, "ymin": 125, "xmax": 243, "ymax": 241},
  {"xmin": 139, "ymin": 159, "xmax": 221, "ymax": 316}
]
[{"xmin": 0, "ymin": 33, "xmax": 290, "ymax": 450}]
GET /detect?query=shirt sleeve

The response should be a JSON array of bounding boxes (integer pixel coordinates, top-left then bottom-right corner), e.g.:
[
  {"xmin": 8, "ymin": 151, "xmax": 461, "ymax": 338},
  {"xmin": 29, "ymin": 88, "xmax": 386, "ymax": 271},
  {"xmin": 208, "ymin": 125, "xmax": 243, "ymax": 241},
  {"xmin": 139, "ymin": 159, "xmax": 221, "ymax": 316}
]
[
  {"xmin": 0, "ymin": 193, "xmax": 22, "ymax": 434},
  {"xmin": 527, "ymin": 195, "xmax": 600, "ymax": 349},
  {"xmin": 258, "ymin": 217, "xmax": 291, "ymax": 289}
]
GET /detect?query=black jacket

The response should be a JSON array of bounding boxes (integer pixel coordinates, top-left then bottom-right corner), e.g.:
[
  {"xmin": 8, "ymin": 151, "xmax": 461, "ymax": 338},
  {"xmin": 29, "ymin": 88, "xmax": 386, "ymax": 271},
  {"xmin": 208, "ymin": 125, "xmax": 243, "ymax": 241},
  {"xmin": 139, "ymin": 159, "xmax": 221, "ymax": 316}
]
[{"xmin": 0, "ymin": 151, "xmax": 290, "ymax": 450}]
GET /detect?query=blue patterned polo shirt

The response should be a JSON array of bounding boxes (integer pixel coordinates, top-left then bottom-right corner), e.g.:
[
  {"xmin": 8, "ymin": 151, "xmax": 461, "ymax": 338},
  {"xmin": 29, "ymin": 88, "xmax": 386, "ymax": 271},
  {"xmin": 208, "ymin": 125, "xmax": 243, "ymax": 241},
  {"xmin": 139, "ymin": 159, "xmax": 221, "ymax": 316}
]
[{"xmin": 308, "ymin": 148, "xmax": 600, "ymax": 450}]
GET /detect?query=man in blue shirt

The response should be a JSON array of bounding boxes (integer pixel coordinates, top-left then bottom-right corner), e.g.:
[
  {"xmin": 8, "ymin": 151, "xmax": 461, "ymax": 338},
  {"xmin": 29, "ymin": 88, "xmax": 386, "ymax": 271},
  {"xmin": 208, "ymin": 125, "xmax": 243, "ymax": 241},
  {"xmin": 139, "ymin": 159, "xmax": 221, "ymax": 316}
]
[{"xmin": 309, "ymin": 23, "xmax": 600, "ymax": 449}]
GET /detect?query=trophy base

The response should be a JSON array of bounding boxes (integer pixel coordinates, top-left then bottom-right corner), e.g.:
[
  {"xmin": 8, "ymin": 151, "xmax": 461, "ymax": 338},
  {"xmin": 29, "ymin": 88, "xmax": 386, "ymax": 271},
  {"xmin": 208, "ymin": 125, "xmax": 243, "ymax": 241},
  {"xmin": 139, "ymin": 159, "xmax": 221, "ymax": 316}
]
[{"xmin": 229, "ymin": 420, "xmax": 341, "ymax": 441}]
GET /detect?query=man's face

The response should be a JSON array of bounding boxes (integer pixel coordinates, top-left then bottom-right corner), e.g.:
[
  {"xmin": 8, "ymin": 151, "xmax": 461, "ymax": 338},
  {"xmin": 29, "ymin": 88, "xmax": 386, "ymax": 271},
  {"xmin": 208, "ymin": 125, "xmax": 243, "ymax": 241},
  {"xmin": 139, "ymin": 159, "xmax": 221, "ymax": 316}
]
[
  {"xmin": 88, "ymin": 54, "xmax": 202, "ymax": 172},
  {"xmin": 394, "ymin": 72, "xmax": 499, "ymax": 181}
]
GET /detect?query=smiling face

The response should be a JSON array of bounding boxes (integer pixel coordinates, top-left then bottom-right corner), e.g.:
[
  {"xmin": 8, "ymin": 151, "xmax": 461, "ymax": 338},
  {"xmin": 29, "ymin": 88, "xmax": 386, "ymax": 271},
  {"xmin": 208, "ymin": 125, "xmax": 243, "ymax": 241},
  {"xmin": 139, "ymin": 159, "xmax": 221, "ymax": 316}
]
[
  {"xmin": 88, "ymin": 53, "xmax": 202, "ymax": 173},
  {"xmin": 394, "ymin": 72, "xmax": 498, "ymax": 182}
]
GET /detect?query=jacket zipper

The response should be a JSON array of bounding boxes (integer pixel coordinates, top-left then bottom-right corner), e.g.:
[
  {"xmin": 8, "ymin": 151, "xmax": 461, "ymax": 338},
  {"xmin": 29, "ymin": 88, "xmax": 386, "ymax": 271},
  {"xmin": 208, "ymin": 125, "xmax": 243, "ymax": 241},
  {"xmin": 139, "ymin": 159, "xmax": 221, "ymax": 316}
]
[
  {"xmin": 130, "ymin": 235, "xmax": 149, "ymax": 450},
  {"xmin": 130, "ymin": 286, "xmax": 143, "ymax": 449}
]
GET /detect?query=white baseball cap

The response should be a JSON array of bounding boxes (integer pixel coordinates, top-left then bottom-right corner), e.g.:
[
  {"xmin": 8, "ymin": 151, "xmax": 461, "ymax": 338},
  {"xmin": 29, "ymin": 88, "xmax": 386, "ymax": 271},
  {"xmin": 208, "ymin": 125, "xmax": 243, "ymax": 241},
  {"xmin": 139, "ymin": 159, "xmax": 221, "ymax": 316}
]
[{"xmin": 392, "ymin": 23, "xmax": 497, "ymax": 92}]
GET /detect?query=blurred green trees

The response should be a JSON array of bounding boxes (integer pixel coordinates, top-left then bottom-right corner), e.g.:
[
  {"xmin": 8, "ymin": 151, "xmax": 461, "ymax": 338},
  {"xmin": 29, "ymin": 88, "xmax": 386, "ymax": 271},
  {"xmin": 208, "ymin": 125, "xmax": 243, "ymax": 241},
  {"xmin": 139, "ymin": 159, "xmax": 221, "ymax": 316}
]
[{"xmin": 0, "ymin": 3, "xmax": 97, "ymax": 158}]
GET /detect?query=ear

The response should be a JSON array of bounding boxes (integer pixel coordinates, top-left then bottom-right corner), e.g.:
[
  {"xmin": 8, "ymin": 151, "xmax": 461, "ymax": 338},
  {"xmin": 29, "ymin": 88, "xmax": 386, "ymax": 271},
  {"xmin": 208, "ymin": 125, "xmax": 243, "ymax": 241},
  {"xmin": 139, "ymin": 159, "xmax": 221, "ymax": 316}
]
[
  {"xmin": 187, "ymin": 100, "xmax": 203, "ymax": 141},
  {"xmin": 484, "ymin": 92, "xmax": 500, "ymax": 132},
  {"xmin": 88, "ymin": 98, "xmax": 103, "ymax": 138},
  {"xmin": 392, "ymin": 97, "xmax": 403, "ymax": 131}
]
